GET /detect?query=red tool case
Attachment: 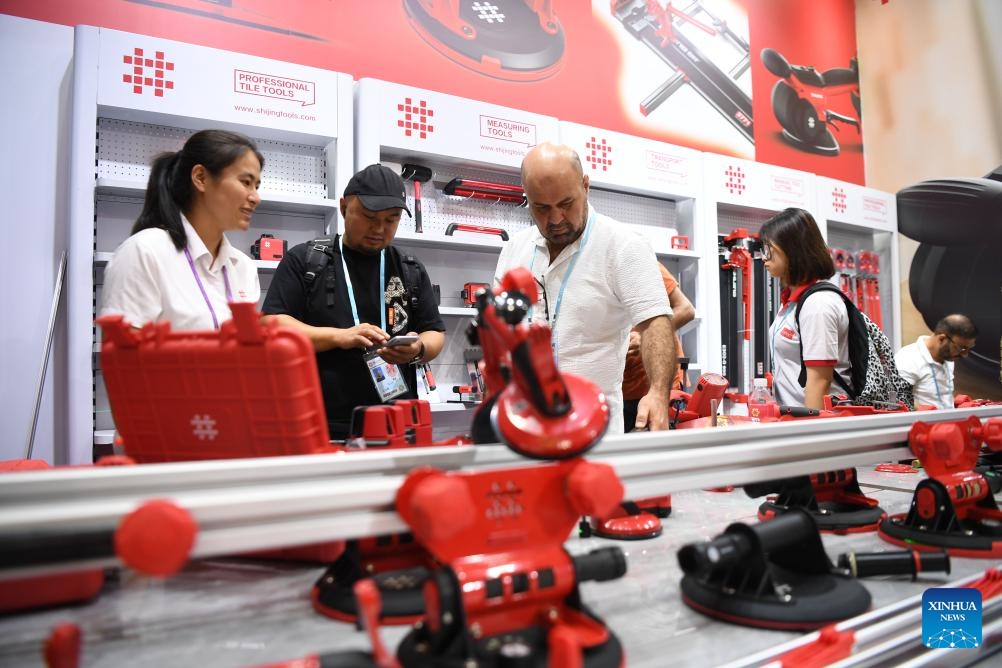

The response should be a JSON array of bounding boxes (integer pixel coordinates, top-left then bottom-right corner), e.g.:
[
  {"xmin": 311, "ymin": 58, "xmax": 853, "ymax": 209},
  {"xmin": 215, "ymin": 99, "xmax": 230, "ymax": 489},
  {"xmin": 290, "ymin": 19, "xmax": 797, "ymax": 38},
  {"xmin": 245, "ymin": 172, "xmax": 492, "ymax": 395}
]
[
  {"xmin": 98, "ymin": 302, "xmax": 332, "ymax": 463},
  {"xmin": 98, "ymin": 303, "xmax": 342, "ymax": 563}
]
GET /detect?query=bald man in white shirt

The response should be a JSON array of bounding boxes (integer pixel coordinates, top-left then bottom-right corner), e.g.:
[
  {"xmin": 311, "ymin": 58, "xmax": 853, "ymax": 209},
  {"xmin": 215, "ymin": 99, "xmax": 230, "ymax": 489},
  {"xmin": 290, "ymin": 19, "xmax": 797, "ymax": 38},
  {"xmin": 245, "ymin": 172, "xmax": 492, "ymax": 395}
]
[{"xmin": 494, "ymin": 143, "xmax": 676, "ymax": 434}]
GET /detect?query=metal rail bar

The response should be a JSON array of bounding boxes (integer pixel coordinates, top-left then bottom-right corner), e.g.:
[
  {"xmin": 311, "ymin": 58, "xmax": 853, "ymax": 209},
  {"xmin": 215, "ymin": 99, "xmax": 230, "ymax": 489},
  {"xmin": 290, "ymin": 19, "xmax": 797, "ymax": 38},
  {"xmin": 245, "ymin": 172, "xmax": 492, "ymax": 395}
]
[
  {"xmin": 722, "ymin": 567, "xmax": 1002, "ymax": 668},
  {"xmin": 2, "ymin": 407, "xmax": 1000, "ymax": 581}
]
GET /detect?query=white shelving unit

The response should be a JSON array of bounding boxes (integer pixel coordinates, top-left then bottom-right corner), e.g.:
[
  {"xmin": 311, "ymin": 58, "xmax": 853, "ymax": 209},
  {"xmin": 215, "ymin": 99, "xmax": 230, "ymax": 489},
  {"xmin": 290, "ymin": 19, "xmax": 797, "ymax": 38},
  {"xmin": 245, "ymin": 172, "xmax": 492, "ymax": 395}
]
[
  {"xmin": 67, "ymin": 26, "xmax": 353, "ymax": 463},
  {"xmin": 354, "ymin": 78, "xmax": 561, "ymax": 415},
  {"xmin": 701, "ymin": 153, "xmax": 819, "ymax": 395},
  {"xmin": 815, "ymin": 177, "xmax": 901, "ymax": 349},
  {"xmin": 559, "ymin": 120, "xmax": 707, "ymax": 383}
]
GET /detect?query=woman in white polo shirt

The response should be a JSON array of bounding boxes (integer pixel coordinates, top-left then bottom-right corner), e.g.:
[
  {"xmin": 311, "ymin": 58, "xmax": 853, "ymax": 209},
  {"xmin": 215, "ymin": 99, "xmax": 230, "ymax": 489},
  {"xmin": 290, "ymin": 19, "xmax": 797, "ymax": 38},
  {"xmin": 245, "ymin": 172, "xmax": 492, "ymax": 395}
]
[
  {"xmin": 761, "ymin": 208, "xmax": 851, "ymax": 409},
  {"xmin": 100, "ymin": 129, "xmax": 263, "ymax": 330}
]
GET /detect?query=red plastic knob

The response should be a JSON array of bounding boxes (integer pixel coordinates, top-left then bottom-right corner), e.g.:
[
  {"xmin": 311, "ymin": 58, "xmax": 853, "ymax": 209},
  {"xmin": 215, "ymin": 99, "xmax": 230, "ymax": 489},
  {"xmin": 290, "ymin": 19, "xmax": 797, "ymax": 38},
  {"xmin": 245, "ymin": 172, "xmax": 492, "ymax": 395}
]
[{"xmin": 114, "ymin": 499, "xmax": 197, "ymax": 577}]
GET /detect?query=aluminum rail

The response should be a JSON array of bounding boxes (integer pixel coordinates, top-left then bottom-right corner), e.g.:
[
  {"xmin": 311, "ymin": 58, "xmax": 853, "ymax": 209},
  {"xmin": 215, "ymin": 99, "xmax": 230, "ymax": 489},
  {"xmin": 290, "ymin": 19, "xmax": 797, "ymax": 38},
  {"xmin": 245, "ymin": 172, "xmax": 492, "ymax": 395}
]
[
  {"xmin": 722, "ymin": 566, "xmax": 1002, "ymax": 668},
  {"xmin": 2, "ymin": 407, "xmax": 1000, "ymax": 580}
]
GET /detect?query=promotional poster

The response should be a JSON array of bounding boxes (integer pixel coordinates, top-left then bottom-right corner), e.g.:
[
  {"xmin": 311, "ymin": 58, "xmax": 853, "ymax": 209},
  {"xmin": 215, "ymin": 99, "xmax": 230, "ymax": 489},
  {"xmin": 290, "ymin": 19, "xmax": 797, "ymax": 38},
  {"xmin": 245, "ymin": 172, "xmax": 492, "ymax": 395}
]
[{"xmin": 1, "ymin": 0, "xmax": 863, "ymax": 183}]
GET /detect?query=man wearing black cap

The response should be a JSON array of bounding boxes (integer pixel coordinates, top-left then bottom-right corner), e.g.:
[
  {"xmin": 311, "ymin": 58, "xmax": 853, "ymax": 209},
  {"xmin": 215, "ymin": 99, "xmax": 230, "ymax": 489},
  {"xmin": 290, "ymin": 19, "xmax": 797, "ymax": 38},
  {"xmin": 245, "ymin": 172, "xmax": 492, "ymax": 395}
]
[{"xmin": 263, "ymin": 164, "xmax": 445, "ymax": 439}]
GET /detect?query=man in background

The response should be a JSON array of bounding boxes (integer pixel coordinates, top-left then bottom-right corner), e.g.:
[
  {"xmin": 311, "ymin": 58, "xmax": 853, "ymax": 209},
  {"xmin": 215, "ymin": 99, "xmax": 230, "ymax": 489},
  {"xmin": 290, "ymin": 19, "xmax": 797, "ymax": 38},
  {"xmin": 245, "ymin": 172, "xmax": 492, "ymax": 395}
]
[
  {"xmin": 263, "ymin": 164, "xmax": 445, "ymax": 439},
  {"xmin": 894, "ymin": 314, "xmax": 977, "ymax": 409},
  {"xmin": 622, "ymin": 264, "xmax": 694, "ymax": 431}
]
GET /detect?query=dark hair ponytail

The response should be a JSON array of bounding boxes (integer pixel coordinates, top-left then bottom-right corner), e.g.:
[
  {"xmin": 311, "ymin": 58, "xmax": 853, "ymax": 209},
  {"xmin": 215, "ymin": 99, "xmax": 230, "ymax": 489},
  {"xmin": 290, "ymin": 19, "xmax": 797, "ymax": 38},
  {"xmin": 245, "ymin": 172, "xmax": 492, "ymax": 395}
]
[{"xmin": 131, "ymin": 129, "xmax": 265, "ymax": 250}]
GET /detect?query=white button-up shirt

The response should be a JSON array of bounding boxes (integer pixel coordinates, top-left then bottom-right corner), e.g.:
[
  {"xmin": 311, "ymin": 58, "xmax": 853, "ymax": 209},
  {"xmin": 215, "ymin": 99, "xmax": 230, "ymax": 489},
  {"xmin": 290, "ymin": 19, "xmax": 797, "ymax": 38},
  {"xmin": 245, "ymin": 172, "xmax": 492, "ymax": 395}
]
[
  {"xmin": 494, "ymin": 206, "xmax": 671, "ymax": 434},
  {"xmin": 894, "ymin": 336, "xmax": 954, "ymax": 409},
  {"xmin": 100, "ymin": 216, "xmax": 260, "ymax": 330}
]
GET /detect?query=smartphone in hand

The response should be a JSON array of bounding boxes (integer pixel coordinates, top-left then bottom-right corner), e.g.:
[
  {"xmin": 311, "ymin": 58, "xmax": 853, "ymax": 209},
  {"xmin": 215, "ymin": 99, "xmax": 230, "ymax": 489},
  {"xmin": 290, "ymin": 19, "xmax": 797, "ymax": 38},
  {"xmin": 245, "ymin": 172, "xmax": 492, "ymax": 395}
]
[{"xmin": 383, "ymin": 335, "xmax": 419, "ymax": 347}]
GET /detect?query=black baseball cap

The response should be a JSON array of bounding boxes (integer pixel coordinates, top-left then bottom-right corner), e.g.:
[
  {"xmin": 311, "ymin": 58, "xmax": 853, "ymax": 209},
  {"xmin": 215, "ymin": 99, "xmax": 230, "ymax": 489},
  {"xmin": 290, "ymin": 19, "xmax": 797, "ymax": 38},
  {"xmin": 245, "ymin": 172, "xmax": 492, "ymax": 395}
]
[{"xmin": 343, "ymin": 164, "xmax": 412, "ymax": 216}]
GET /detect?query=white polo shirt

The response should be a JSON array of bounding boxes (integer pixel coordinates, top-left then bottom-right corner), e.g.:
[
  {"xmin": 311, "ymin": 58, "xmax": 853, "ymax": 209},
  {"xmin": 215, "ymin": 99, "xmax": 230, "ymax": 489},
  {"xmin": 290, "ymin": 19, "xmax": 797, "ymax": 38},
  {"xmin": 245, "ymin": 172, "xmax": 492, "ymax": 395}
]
[
  {"xmin": 894, "ymin": 336, "xmax": 954, "ymax": 409},
  {"xmin": 494, "ymin": 206, "xmax": 671, "ymax": 434},
  {"xmin": 100, "ymin": 217, "xmax": 260, "ymax": 330},
  {"xmin": 770, "ymin": 282, "xmax": 851, "ymax": 406}
]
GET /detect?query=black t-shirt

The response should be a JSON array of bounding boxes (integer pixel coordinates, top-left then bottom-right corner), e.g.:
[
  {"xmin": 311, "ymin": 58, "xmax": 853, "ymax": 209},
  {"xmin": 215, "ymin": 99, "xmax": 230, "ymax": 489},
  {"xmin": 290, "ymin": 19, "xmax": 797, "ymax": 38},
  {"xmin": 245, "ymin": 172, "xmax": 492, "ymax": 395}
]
[{"xmin": 262, "ymin": 236, "xmax": 445, "ymax": 438}]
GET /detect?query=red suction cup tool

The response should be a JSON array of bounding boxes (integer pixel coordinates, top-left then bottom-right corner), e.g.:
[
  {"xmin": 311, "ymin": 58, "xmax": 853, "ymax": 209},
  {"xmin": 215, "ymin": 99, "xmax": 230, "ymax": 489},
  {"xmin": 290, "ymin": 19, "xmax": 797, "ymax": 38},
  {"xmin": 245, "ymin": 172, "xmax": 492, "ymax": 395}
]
[
  {"xmin": 493, "ymin": 373, "xmax": 609, "ymax": 460},
  {"xmin": 472, "ymin": 267, "xmax": 609, "ymax": 459}
]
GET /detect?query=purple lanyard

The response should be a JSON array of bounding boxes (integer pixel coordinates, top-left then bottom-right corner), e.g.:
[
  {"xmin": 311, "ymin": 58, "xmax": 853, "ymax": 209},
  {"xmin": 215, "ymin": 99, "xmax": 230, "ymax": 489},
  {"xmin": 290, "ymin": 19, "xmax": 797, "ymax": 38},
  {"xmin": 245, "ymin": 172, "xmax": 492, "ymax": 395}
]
[{"xmin": 184, "ymin": 247, "xmax": 232, "ymax": 329}]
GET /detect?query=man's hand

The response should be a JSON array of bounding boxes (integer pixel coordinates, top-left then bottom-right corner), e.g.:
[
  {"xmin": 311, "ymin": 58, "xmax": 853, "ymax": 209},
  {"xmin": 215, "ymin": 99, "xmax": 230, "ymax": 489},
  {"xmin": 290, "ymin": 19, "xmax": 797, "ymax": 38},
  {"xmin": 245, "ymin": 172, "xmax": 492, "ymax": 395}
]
[
  {"xmin": 626, "ymin": 329, "xmax": 642, "ymax": 356},
  {"xmin": 377, "ymin": 331, "xmax": 422, "ymax": 365},
  {"xmin": 634, "ymin": 314, "xmax": 676, "ymax": 431},
  {"xmin": 635, "ymin": 391, "xmax": 670, "ymax": 431},
  {"xmin": 335, "ymin": 323, "xmax": 389, "ymax": 350}
]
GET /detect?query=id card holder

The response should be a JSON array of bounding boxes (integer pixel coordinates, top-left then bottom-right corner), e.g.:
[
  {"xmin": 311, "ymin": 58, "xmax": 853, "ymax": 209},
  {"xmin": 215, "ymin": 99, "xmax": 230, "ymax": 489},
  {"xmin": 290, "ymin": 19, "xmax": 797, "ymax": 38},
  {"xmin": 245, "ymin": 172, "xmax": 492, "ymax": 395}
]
[{"xmin": 364, "ymin": 350, "xmax": 408, "ymax": 402}]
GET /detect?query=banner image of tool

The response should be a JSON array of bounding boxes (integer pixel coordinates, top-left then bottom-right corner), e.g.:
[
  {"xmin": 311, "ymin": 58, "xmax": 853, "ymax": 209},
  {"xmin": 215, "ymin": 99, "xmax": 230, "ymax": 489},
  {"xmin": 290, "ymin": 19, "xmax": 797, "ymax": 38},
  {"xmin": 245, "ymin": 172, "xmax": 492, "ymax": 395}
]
[{"xmin": 1, "ymin": 0, "xmax": 863, "ymax": 184}]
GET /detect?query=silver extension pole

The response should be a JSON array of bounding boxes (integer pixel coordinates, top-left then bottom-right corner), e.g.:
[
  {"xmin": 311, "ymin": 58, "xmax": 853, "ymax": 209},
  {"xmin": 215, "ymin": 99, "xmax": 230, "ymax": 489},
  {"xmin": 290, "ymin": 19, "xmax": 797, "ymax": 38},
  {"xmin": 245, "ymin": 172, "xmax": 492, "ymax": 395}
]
[{"xmin": 25, "ymin": 250, "xmax": 67, "ymax": 459}]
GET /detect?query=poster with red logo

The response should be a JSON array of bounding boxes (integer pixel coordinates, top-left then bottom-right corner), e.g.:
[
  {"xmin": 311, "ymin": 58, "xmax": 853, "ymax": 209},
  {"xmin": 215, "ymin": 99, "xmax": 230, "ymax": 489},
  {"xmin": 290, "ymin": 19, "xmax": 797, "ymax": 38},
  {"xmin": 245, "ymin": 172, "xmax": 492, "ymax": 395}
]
[{"xmin": 1, "ymin": 0, "xmax": 862, "ymax": 183}]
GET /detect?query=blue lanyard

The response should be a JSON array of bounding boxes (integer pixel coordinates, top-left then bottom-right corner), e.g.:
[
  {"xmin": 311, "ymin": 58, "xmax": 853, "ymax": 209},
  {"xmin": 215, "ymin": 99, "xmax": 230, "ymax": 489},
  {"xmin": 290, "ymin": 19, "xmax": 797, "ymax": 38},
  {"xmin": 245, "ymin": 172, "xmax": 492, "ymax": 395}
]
[
  {"xmin": 928, "ymin": 362, "xmax": 953, "ymax": 407},
  {"xmin": 184, "ymin": 247, "xmax": 232, "ymax": 330},
  {"xmin": 339, "ymin": 235, "xmax": 385, "ymax": 330},
  {"xmin": 527, "ymin": 206, "xmax": 595, "ymax": 341}
]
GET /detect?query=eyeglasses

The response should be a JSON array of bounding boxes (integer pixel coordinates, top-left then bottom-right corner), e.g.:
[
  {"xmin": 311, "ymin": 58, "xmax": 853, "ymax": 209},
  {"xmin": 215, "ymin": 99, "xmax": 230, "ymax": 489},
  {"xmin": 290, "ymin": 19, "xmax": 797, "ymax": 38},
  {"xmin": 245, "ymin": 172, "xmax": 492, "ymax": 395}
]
[
  {"xmin": 943, "ymin": 334, "xmax": 972, "ymax": 354},
  {"xmin": 760, "ymin": 243, "xmax": 777, "ymax": 260}
]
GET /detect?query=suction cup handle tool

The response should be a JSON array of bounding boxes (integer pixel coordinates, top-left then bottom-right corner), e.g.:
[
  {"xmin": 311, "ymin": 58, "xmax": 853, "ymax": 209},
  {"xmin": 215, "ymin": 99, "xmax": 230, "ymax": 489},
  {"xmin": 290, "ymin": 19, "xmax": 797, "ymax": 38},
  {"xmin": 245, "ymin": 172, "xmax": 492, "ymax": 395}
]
[
  {"xmin": 677, "ymin": 533, "xmax": 752, "ymax": 574},
  {"xmin": 572, "ymin": 546, "xmax": 627, "ymax": 583},
  {"xmin": 837, "ymin": 549, "xmax": 950, "ymax": 580},
  {"xmin": 743, "ymin": 475, "xmax": 807, "ymax": 498},
  {"xmin": 678, "ymin": 509, "xmax": 817, "ymax": 574}
]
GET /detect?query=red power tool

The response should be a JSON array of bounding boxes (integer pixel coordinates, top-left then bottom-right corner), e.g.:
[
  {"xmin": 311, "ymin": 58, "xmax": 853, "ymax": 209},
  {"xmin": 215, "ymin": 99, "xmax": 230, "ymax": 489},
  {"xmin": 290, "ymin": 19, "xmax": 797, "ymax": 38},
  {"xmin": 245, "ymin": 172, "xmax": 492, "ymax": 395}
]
[
  {"xmin": 879, "ymin": 416, "xmax": 1002, "ymax": 558},
  {"xmin": 288, "ymin": 267, "xmax": 628, "ymax": 667}
]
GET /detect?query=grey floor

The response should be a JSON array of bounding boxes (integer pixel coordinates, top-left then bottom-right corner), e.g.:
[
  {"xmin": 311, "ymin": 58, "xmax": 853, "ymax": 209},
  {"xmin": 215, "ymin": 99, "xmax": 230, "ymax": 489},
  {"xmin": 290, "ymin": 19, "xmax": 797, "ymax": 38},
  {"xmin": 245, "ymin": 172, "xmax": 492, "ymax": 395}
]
[{"xmin": 1, "ymin": 468, "xmax": 999, "ymax": 667}]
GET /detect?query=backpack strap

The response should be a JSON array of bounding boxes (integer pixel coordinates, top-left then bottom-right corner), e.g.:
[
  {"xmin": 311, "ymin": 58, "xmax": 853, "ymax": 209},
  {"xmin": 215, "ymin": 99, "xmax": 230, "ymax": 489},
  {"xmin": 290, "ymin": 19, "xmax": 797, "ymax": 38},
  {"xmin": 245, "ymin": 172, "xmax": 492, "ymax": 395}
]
[
  {"xmin": 400, "ymin": 254, "xmax": 423, "ymax": 309},
  {"xmin": 304, "ymin": 238, "xmax": 423, "ymax": 312},
  {"xmin": 793, "ymin": 281, "xmax": 855, "ymax": 396},
  {"xmin": 303, "ymin": 236, "xmax": 337, "ymax": 308}
]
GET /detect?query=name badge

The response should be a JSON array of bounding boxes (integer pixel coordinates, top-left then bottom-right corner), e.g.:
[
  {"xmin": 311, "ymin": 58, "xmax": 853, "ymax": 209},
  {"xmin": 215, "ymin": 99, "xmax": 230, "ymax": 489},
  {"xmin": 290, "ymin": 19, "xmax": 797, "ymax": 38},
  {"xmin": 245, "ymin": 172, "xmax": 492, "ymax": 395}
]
[{"xmin": 364, "ymin": 350, "xmax": 408, "ymax": 402}]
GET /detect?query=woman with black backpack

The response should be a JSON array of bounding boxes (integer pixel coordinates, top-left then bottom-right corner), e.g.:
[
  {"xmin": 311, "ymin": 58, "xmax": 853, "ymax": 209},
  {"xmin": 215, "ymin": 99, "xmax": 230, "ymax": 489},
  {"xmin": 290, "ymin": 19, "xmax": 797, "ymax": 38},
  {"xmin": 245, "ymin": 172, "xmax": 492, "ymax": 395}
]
[{"xmin": 759, "ymin": 208, "xmax": 851, "ymax": 410}]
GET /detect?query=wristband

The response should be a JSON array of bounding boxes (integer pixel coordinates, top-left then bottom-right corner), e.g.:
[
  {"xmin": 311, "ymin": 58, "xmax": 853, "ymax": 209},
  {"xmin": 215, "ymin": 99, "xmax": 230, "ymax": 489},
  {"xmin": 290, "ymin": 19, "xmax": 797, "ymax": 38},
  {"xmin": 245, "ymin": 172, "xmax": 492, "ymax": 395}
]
[{"xmin": 411, "ymin": 341, "xmax": 426, "ymax": 365}]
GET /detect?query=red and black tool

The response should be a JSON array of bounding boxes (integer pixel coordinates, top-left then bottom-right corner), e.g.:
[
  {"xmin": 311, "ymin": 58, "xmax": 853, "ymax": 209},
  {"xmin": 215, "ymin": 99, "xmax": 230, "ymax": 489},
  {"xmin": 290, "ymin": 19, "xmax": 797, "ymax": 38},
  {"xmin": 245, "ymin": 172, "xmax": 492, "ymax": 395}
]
[
  {"xmin": 745, "ymin": 468, "xmax": 886, "ymax": 533},
  {"xmin": 466, "ymin": 267, "xmax": 609, "ymax": 458},
  {"xmin": 612, "ymin": 0, "xmax": 753, "ymax": 141},
  {"xmin": 879, "ymin": 416, "xmax": 1002, "ymax": 558},
  {"xmin": 460, "ymin": 282, "xmax": 491, "ymax": 306},
  {"xmin": 300, "ymin": 268, "xmax": 626, "ymax": 666},
  {"xmin": 442, "ymin": 177, "xmax": 526, "ymax": 207},
  {"xmin": 400, "ymin": 164, "xmax": 432, "ymax": 233},
  {"xmin": 761, "ymin": 47, "xmax": 861, "ymax": 156},
  {"xmin": 403, "ymin": 0, "xmax": 565, "ymax": 82},
  {"xmin": 678, "ymin": 509, "xmax": 872, "ymax": 629},
  {"xmin": 314, "ymin": 400, "xmax": 473, "ymax": 626},
  {"xmin": 445, "ymin": 223, "xmax": 510, "ymax": 241},
  {"xmin": 720, "ymin": 229, "xmax": 756, "ymax": 394}
]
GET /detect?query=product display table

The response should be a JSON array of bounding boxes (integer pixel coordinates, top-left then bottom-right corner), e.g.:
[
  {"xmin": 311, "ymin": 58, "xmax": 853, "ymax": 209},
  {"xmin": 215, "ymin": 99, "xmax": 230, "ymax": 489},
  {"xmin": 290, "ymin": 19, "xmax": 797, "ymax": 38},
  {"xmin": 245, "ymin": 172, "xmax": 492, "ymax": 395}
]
[{"xmin": 1, "ymin": 466, "xmax": 998, "ymax": 667}]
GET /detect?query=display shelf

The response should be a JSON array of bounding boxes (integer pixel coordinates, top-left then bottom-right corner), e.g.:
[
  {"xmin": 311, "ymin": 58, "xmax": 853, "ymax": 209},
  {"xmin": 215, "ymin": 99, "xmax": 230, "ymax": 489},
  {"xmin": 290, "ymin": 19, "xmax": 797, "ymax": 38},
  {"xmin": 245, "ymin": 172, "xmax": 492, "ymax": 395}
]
[
  {"xmin": 815, "ymin": 176, "xmax": 901, "ymax": 348},
  {"xmin": 68, "ymin": 26, "xmax": 355, "ymax": 464},
  {"xmin": 96, "ymin": 178, "xmax": 339, "ymax": 216},
  {"xmin": 438, "ymin": 306, "xmax": 476, "ymax": 317},
  {"xmin": 95, "ymin": 251, "xmax": 280, "ymax": 273},
  {"xmin": 392, "ymin": 228, "xmax": 508, "ymax": 253},
  {"xmin": 429, "ymin": 402, "xmax": 473, "ymax": 413},
  {"xmin": 92, "ymin": 429, "xmax": 114, "ymax": 446},
  {"xmin": 701, "ymin": 153, "xmax": 818, "ymax": 395},
  {"xmin": 355, "ymin": 78, "xmax": 559, "ymax": 399},
  {"xmin": 559, "ymin": 121, "xmax": 708, "ymax": 380},
  {"xmin": 677, "ymin": 316, "xmax": 701, "ymax": 337}
]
